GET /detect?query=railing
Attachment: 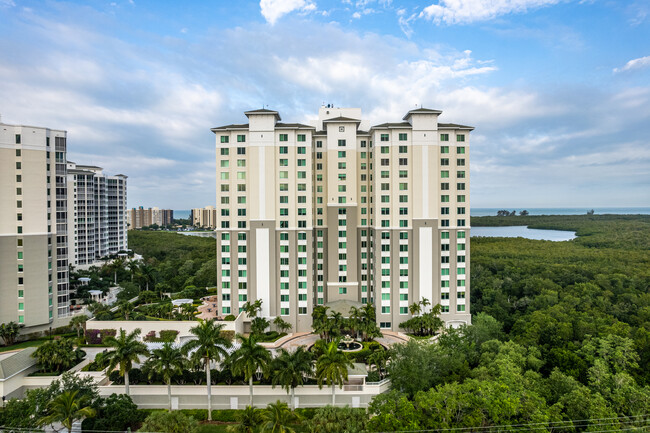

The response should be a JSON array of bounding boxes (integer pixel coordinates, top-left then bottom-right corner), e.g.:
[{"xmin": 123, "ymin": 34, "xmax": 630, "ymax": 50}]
[{"xmin": 343, "ymin": 385, "xmax": 364, "ymax": 391}]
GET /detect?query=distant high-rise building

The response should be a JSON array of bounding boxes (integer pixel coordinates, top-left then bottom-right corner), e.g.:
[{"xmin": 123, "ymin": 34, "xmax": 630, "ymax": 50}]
[
  {"xmin": 127, "ymin": 207, "xmax": 173, "ymax": 229},
  {"xmin": 191, "ymin": 206, "xmax": 218, "ymax": 228},
  {"xmin": 0, "ymin": 121, "xmax": 70, "ymax": 329},
  {"xmin": 66, "ymin": 162, "xmax": 128, "ymax": 267},
  {"xmin": 211, "ymin": 107, "xmax": 472, "ymax": 332}
]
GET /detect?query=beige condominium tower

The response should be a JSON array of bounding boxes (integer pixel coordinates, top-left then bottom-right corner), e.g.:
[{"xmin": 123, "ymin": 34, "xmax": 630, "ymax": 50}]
[
  {"xmin": 1, "ymin": 122, "xmax": 70, "ymax": 329},
  {"xmin": 211, "ymin": 106, "xmax": 472, "ymax": 332}
]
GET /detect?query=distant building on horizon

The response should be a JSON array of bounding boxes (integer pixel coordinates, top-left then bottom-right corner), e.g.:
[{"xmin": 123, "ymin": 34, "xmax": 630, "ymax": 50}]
[
  {"xmin": 127, "ymin": 206, "xmax": 173, "ymax": 229},
  {"xmin": 66, "ymin": 161, "xmax": 128, "ymax": 267},
  {"xmin": 191, "ymin": 206, "xmax": 218, "ymax": 228},
  {"xmin": 211, "ymin": 106, "xmax": 472, "ymax": 332}
]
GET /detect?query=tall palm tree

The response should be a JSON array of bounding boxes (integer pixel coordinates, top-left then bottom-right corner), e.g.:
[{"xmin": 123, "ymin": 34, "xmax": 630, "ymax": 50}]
[
  {"xmin": 38, "ymin": 390, "xmax": 96, "ymax": 433},
  {"xmin": 69, "ymin": 315, "xmax": 87, "ymax": 339},
  {"xmin": 230, "ymin": 334, "xmax": 271, "ymax": 407},
  {"xmin": 183, "ymin": 320, "xmax": 232, "ymax": 420},
  {"xmin": 261, "ymin": 400, "xmax": 299, "ymax": 433},
  {"xmin": 105, "ymin": 328, "xmax": 149, "ymax": 396},
  {"xmin": 270, "ymin": 347, "xmax": 313, "ymax": 410},
  {"xmin": 226, "ymin": 405, "xmax": 263, "ymax": 433},
  {"xmin": 316, "ymin": 341, "xmax": 353, "ymax": 406},
  {"xmin": 145, "ymin": 343, "xmax": 185, "ymax": 411}
]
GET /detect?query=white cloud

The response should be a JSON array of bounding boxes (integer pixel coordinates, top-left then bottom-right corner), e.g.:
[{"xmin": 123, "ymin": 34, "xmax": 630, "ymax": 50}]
[
  {"xmin": 420, "ymin": 0, "xmax": 562, "ymax": 25},
  {"xmin": 613, "ymin": 55, "xmax": 650, "ymax": 73},
  {"xmin": 0, "ymin": 0, "xmax": 16, "ymax": 7},
  {"xmin": 259, "ymin": 0, "xmax": 316, "ymax": 25}
]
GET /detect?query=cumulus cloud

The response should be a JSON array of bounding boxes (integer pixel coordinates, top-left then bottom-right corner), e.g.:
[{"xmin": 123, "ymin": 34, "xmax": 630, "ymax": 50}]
[
  {"xmin": 260, "ymin": 0, "xmax": 316, "ymax": 24},
  {"xmin": 613, "ymin": 55, "xmax": 650, "ymax": 73},
  {"xmin": 420, "ymin": 0, "xmax": 562, "ymax": 24}
]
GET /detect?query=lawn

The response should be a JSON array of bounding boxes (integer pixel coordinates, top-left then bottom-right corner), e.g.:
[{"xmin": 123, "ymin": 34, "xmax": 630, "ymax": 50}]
[{"xmin": 0, "ymin": 339, "xmax": 46, "ymax": 353}]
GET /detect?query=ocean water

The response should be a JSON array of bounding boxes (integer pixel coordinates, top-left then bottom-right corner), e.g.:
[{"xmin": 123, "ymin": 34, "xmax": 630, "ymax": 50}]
[
  {"xmin": 471, "ymin": 207, "xmax": 650, "ymax": 217},
  {"xmin": 471, "ymin": 226, "xmax": 576, "ymax": 241},
  {"xmin": 174, "ymin": 210, "xmax": 191, "ymax": 219}
]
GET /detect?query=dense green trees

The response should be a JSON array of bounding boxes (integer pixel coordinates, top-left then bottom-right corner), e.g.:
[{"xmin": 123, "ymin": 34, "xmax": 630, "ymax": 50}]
[
  {"xmin": 38, "ymin": 390, "xmax": 96, "ymax": 433},
  {"xmin": 32, "ymin": 338, "xmax": 85, "ymax": 373}
]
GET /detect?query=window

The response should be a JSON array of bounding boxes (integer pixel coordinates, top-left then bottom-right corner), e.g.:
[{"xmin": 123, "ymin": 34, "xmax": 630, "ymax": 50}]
[
  {"xmin": 458, "ymin": 207, "xmax": 466, "ymax": 214},
  {"xmin": 338, "ymin": 139, "xmax": 346, "ymax": 147},
  {"xmin": 279, "ymin": 134, "xmax": 288, "ymax": 142},
  {"xmin": 381, "ymin": 306, "xmax": 390, "ymax": 314},
  {"xmin": 220, "ymin": 160, "xmax": 229, "ymax": 168},
  {"xmin": 16, "ymin": 149, "xmax": 21, "ymax": 156},
  {"xmin": 458, "ymin": 219, "xmax": 466, "ymax": 227},
  {"xmin": 457, "ymin": 135, "xmax": 465, "ymax": 142},
  {"xmin": 237, "ymin": 135, "xmax": 246, "ymax": 142},
  {"xmin": 338, "ymin": 151, "xmax": 346, "ymax": 158},
  {"xmin": 237, "ymin": 172, "xmax": 246, "ymax": 179},
  {"xmin": 338, "ymin": 162, "xmax": 346, "ymax": 169},
  {"xmin": 399, "ymin": 133, "xmax": 407, "ymax": 141},
  {"xmin": 16, "ymin": 162, "xmax": 21, "ymax": 169},
  {"xmin": 237, "ymin": 159, "xmax": 245, "ymax": 167},
  {"xmin": 441, "ymin": 207, "xmax": 449, "ymax": 215},
  {"xmin": 441, "ymin": 195, "xmax": 449, "ymax": 202},
  {"xmin": 457, "ymin": 304, "xmax": 466, "ymax": 312},
  {"xmin": 381, "ymin": 146, "xmax": 389, "ymax": 154},
  {"xmin": 339, "ymin": 287, "xmax": 347, "ymax": 294},
  {"xmin": 221, "ymin": 148, "xmax": 229, "ymax": 155},
  {"xmin": 298, "ymin": 146, "xmax": 306, "ymax": 154},
  {"xmin": 297, "ymin": 134, "xmax": 306, "ymax": 142},
  {"xmin": 441, "ymin": 146, "xmax": 449, "ymax": 154},
  {"xmin": 441, "ymin": 171, "xmax": 449, "ymax": 178},
  {"xmin": 457, "ymin": 183, "xmax": 465, "ymax": 190},
  {"xmin": 441, "ymin": 183, "xmax": 449, "ymax": 190},
  {"xmin": 457, "ymin": 158, "xmax": 465, "ymax": 166},
  {"xmin": 441, "ymin": 293, "xmax": 449, "ymax": 300},
  {"xmin": 441, "ymin": 158, "xmax": 449, "ymax": 166},
  {"xmin": 221, "ymin": 136, "xmax": 229, "ymax": 143},
  {"xmin": 458, "ymin": 231, "xmax": 466, "ymax": 238},
  {"xmin": 399, "ymin": 158, "xmax": 407, "ymax": 165},
  {"xmin": 237, "ymin": 147, "xmax": 245, "ymax": 155},
  {"xmin": 440, "ymin": 134, "xmax": 449, "ymax": 142},
  {"xmin": 238, "ymin": 184, "xmax": 246, "ymax": 192},
  {"xmin": 380, "ymin": 134, "xmax": 389, "ymax": 141},
  {"xmin": 457, "ymin": 171, "xmax": 465, "ymax": 179}
]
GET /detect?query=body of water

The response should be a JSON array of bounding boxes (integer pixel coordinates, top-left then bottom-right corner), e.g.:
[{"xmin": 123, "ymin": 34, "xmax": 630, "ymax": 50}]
[
  {"xmin": 178, "ymin": 231, "xmax": 216, "ymax": 238},
  {"xmin": 174, "ymin": 210, "xmax": 191, "ymax": 219},
  {"xmin": 471, "ymin": 207, "xmax": 650, "ymax": 216},
  {"xmin": 471, "ymin": 226, "xmax": 576, "ymax": 241}
]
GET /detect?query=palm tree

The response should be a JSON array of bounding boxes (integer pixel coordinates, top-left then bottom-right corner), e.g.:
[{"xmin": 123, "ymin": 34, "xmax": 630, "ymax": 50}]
[
  {"xmin": 118, "ymin": 301, "xmax": 134, "ymax": 320},
  {"xmin": 0, "ymin": 321, "xmax": 21, "ymax": 346},
  {"xmin": 230, "ymin": 334, "xmax": 271, "ymax": 407},
  {"xmin": 316, "ymin": 341, "xmax": 353, "ymax": 406},
  {"xmin": 408, "ymin": 302, "xmax": 421, "ymax": 316},
  {"xmin": 183, "ymin": 320, "xmax": 232, "ymax": 421},
  {"xmin": 38, "ymin": 390, "xmax": 96, "ymax": 433},
  {"xmin": 105, "ymin": 329, "xmax": 149, "ymax": 396},
  {"xmin": 270, "ymin": 347, "xmax": 313, "ymax": 410},
  {"xmin": 69, "ymin": 315, "xmax": 87, "ymax": 339},
  {"xmin": 261, "ymin": 400, "xmax": 298, "ymax": 433},
  {"xmin": 242, "ymin": 299, "xmax": 263, "ymax": 318},
  {"xmin": 145, "ymin": 343, "xmax": 185, "ymax": 411},
  {"xmin": 273, "ymin": 317, "xmax": 292, "ymax": 334},
  {"xmin": 420, "ymin": 297, "xmax": 431, "ymax": 313},
  {"xmin": 227, "ymin": 405, "xmax": 263, "ymax": 433}
]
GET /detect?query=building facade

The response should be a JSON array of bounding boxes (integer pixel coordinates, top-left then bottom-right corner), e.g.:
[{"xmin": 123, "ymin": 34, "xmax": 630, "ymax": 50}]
[
  {"xmin": 0, "ymin": 122, "xmax": 70, "ymax": 328},
  {"xmin": 66, "ymin": 162, "xmax": 128, "ymax": 267},
  {"xmin": 212, "ymin": 107, "xmax": 472, "ymax": 332},
  {"xmin": 191, "ymin": 206, "xmax": 218, "ymax": 228},
  {"xmin": 127, "ymin": 207, "xmax": 173, "ymax": 229}
]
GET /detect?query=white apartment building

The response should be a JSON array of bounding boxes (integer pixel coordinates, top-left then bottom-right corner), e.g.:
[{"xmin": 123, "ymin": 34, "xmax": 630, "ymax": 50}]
[
  {"xmin": 0, "ymin": 122, "xmax": 70, "ymax": 328},
  {"xmin": 66, "ymin": 162, "xmax": 128, "ymax": 267},
  {"xmin": 211, "ymin": 107, "xmax": 472, "ymax": 332}
]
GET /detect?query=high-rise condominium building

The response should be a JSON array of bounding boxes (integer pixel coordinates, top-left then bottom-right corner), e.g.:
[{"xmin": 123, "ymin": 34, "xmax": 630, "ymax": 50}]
[
  {"xmin": 66, "ymin": 162, "xmax": 128, "ymax": 267},
  {"xmin": 127, "ymin": 207, "xmax": 173, "ymax": 229},
  {"xmin": 0, "ymin": 122, "xmax": 70, "ymax": 328},
  {"xmin": 211, "ymin": 107, "xmax": 472, "ymax": 332},
  {"xmin": 191, "ymin": 206, "xmax": 218, "ymax": 228}
]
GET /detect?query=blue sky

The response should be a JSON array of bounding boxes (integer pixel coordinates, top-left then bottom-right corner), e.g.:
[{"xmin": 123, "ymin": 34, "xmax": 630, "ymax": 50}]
[{"xmin": 1, "ymin": 0, "xmax": 649, "ymax": 209}]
